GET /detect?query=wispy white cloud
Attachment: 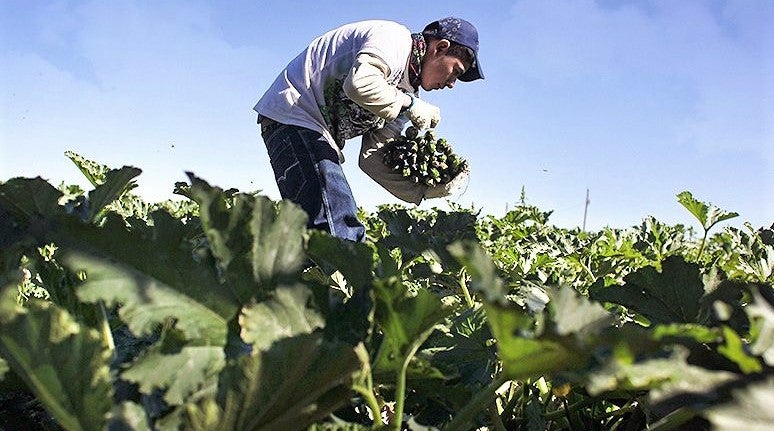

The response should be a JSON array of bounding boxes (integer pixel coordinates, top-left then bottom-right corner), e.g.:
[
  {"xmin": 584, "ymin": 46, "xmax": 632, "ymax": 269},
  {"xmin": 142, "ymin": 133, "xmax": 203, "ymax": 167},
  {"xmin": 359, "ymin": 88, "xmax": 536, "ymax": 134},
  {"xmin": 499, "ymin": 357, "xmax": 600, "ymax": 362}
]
[{"xmin": 2, "ymin": 0, "xmax": 278, "ymax": 200}]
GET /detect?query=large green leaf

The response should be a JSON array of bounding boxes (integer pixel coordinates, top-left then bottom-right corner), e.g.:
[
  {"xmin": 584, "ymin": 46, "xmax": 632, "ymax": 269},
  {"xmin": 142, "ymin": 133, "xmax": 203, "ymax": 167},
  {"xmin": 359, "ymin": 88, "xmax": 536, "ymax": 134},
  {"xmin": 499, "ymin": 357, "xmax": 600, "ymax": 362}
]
[
  {"xmin": 486, "ymin": 289, "xmax": 660, "ymax": 384},
  {"xmin": 372, "ymin": 277, "xmax": 452, "ymax": 378},
  {"xmin": 449, "ymin": 242, "xmax": 587, "ymax": 380},
  {"xmin": 377, "ymin": 208, "xmax": 478, "ymax": 271},
  {"xmin": 86, "ymin": 166, "xmax": 142, "ymax": 221},
  {"xmin": 248, "ymin": 197, "xmax": 310, "ymax": 284},
  {"xmin": 187, "ymin": 176, "xmax": 254, "ymax": 292},
  {"xmin": 68, "ymin": 249, "xmax": 232, "ymax": 344},
  {"xmin": 121, "ymin": 329, "xmax": 225, "ymax": 406},
  {"xmin": 590, "ymin": 255, "xmax": 705, "ymax": 324},
  {"xmin": 58, "ymin": 211, "xmax": 238, "ymax": 344},
  {"xmin": 422, "ymin": 306, "xmax": 497, "ymax": 388},
  {"xmin": 377, "ymin": 208, "xmax": 424, "ymax": 259},
  {"xmin": 239, "ymin": 284, "xmax": 325, "ymax": 351},
  {"xmin": 305, "ymin": 231, "xmax": 376, "ymax": 345},
  {"xmin": 188, "ymin": 174, "xmax": 308, "ymax": 303},
  {"xmin": 484, "ymin": 298, "xmax": 588, "ymax": 381},
  {"xmin": 65, "ymin": 150, "xmax": 112, "ymax": 187},
  {"xmin": 179, "ymin": 333, "xmax": 361, "ymax": 431},
  {"xmin": 677, "ymin": 191, "xmax": 739, "ymax": 231},
  {"xmin": 0, "ymin": 283, "xmax": 112, "ymax": 431},
  {"xmin": 0, "ymin": 177, "xmax": 63, "ymax": 220},
  {"xmin": 2, "ymin": 173, "xmax": 359, "ymax": 428},
  {"xmin": 306, "ymin": 230, "xmax": 374, "ymax": 290},
  {"xmin": 407, "ymin": 306, "xmax": 496, "ymax": 420},
  {"xmin": 426, "ymin": 211, "xmax": 479, "ymax": 271},
  {"xmin": 160, "ymin": 281, "xmax": 360, "ymax": 430}
]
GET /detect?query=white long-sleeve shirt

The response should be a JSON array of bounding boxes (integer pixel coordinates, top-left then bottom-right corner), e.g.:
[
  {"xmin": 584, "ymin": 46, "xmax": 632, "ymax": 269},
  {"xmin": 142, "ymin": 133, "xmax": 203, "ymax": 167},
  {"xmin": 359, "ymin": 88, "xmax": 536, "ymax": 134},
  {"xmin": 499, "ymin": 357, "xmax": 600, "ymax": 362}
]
[
  {"xmin": 254, "ymin": 20, "xmax": 413, "ymax": 155},
  {"xmin": 254, "ymin": 20, "xmax": 428, "ymax": 204}
]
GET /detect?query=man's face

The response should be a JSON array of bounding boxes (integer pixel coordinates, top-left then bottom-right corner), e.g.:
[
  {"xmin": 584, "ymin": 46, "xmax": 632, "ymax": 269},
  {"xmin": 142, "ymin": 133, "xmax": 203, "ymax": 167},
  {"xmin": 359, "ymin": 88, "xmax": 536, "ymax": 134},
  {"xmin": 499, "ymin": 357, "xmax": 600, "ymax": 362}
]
[{"xmin": 420, "ymin": 40, "xmax": 468, "ymax": 92}]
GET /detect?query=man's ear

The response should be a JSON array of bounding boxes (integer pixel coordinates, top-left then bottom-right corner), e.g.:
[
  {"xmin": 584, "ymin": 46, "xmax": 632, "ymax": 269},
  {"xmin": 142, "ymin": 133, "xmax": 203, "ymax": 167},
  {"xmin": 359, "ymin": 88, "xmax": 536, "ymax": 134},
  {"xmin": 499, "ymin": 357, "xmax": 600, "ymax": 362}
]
[{"xmin": 434, "ymin": 39, "xmax": 451, "ymax": 54}]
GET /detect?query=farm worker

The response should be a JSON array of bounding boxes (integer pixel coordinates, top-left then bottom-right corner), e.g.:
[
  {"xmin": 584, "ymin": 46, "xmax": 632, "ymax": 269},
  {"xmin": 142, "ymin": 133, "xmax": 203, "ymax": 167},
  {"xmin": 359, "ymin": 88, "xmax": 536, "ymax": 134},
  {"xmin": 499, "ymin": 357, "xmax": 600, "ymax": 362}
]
[{"xmin": 254, "ymin": 17, "xmax": 483, "ymax": 242}]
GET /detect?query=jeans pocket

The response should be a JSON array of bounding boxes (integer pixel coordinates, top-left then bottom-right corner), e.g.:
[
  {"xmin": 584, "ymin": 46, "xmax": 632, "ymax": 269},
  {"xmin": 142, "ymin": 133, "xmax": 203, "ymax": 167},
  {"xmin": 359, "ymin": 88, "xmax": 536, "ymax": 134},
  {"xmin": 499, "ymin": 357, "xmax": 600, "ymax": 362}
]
[{"xmin": 268, "ymin": 139, "xmax": 308, "ymax": 202}]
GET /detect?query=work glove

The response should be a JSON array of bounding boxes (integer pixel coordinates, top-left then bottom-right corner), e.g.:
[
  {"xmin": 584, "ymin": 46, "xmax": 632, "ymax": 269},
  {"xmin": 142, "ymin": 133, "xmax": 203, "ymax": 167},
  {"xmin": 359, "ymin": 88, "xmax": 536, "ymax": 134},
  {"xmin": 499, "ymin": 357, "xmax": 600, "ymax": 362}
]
[
  {"xmin": 406, "ymin": 97, "xmax": 441, "ymax": 130},
  {"xmin": 424, "ymin": 166, "xmax": 470, "ymax": 199}
]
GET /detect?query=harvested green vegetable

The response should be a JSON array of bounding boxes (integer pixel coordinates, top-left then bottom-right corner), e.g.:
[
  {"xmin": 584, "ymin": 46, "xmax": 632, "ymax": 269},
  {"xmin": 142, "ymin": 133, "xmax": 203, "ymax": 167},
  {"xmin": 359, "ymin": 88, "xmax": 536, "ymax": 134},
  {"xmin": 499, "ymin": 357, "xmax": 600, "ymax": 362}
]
[{"xmin": 383, "ymin": 127, "xmax": 469, "ymax": 187}]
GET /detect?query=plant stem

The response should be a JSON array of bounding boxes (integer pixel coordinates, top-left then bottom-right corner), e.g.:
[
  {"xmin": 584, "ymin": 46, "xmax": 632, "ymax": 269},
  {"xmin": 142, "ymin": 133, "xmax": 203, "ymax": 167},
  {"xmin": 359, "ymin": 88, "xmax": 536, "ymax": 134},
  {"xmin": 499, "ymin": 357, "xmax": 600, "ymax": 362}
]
[
  {"xmin": 543, "ymin": 396, "xmax": 601, "ymax": 420},
  {"xmin": 696, "ymin": 231, "xmax": 708, "ymax": 261},
  {"xmin": 579, "ymin": 258, "xmax": 596, "ymax": 281},
  {"xmin": 444, "ymin": 374, "xmax": 509, "ymax": 431},
  {"xmin": 353, "ymin": 385, "xmax": 384, "ymax": 427},
  {"xmin": 97, "ymin": 301, "xmax": 115, "ymax": 359},
  {"xmin": 390, "ymin": 357, "xmax": 411, "ymax": 431},
  {"xmin": 458, "ymin": 269, "xmax": 474, "ymax": 308}
]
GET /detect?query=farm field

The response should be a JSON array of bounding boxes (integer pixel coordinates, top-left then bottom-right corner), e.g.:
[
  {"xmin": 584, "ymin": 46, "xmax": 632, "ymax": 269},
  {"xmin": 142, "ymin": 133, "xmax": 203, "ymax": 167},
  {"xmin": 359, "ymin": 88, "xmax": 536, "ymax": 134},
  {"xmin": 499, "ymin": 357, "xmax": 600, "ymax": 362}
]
[{"xmin": 1, "ymin": 153, "xmax": 772, "ymax": 430}]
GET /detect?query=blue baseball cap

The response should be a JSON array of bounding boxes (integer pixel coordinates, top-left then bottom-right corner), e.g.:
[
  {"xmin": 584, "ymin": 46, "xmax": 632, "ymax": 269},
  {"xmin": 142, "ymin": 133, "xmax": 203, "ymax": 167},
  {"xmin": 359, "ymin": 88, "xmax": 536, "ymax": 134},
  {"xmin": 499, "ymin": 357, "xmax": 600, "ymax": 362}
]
[{"xmin": 422, "ymin": 17, "xmax": 484, "ymax": 82}]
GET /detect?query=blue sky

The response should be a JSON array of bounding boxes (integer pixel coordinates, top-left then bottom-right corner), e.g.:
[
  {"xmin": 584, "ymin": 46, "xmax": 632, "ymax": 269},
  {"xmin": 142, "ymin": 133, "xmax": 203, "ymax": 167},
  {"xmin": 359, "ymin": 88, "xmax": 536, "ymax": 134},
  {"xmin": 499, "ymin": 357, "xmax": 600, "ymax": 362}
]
[{"xmin": 1, "ymin": 0, "xmax": 771, "ymax": 232}]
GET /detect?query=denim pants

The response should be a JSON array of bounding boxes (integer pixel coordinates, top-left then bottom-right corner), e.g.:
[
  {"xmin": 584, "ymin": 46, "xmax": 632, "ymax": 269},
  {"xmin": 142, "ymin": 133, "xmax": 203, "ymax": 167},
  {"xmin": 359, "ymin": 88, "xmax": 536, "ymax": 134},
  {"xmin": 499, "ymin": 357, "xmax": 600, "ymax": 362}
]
[{"xmin": 260, "ymin": 118, "xmax": 366, "ymax": 242}]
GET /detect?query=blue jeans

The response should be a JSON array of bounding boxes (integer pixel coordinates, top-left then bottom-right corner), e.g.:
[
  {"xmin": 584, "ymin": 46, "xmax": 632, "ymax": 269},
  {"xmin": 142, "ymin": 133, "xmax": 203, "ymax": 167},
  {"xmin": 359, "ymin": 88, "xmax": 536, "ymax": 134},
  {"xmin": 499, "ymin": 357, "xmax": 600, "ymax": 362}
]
[{"xmin": 260, "ymin": 117, "xmax": 365, "ymax": 242}]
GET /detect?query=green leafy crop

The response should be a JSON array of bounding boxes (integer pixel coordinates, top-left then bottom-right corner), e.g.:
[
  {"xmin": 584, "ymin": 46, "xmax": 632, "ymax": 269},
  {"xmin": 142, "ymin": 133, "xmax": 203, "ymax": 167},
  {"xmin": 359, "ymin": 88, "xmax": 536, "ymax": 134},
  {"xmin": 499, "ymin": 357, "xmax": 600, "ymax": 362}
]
[{"xmin": 1, "ymin": 152, "xmax": 771, "ymax": 431}]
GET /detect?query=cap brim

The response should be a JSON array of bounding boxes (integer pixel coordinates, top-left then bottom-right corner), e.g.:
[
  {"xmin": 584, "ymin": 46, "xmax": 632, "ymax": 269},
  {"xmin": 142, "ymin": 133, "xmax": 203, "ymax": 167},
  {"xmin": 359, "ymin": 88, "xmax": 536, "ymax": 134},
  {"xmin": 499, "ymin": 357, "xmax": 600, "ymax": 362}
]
[{"xmin": 458, "ymin": 61, "xmax": 483, "ymax": 82}]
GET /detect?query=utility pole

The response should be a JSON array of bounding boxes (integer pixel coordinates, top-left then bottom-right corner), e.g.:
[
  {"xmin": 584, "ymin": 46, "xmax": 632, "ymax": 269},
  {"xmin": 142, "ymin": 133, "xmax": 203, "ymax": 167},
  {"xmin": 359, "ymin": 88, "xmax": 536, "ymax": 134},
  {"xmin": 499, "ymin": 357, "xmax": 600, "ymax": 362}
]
[{"xmin": 582, "ymin": 188, "xmax": 590, "ymax": 231}]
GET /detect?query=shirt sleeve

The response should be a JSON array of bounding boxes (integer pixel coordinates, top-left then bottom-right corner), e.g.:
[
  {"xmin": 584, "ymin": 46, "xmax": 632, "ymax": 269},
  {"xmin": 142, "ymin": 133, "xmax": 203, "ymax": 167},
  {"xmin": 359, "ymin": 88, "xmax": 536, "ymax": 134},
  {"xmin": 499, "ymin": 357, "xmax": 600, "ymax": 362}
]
[
  {"xmin": 343, "ymin": 53, "xmax": 406, "ymax": 121},
  {"xmin": 358, "ymin": 119, "xmax": 428, "ymax": 205}
]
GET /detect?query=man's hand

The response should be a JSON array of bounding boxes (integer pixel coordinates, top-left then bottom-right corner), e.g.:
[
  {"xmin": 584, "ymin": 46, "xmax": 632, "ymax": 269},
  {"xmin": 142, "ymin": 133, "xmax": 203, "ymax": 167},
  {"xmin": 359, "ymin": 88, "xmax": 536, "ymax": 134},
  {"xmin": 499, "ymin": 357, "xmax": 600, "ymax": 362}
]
[{"xmin": 407, "ymin": 98, "xmax": 441, "ymax": 130}]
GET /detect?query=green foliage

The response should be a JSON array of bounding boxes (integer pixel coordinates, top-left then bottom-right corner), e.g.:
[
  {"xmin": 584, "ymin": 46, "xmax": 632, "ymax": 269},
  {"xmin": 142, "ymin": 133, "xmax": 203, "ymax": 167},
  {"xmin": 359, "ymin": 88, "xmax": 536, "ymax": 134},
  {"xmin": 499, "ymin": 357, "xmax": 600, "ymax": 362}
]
[
  {"xmin": 677, "ymin": 190, "xmax": 739, "ymax": 260},
  {"xmin": 0, "ymin": 282, "xmax": 112, "ymax": 431},
  {"xmin": 372, "ymin": 277, "xmax": 451, "ymax": 378},
  {"xmin": 174, "ymin": 333, "xmax": 361, "ymax": 431},
  {"xmin": 590, "ymin": 256, "xmax": 706, "ymax": 325},
  {"xmin": 0, "ymin": 152, "xmax": 771, "ymax": 430},
  {"xmin": 677, "ymin": 190, "xmax": 739, "ymax": 233},
  {"xmin": 0, "ymin": 155, "xmax": 364, "ymax": 430}
]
